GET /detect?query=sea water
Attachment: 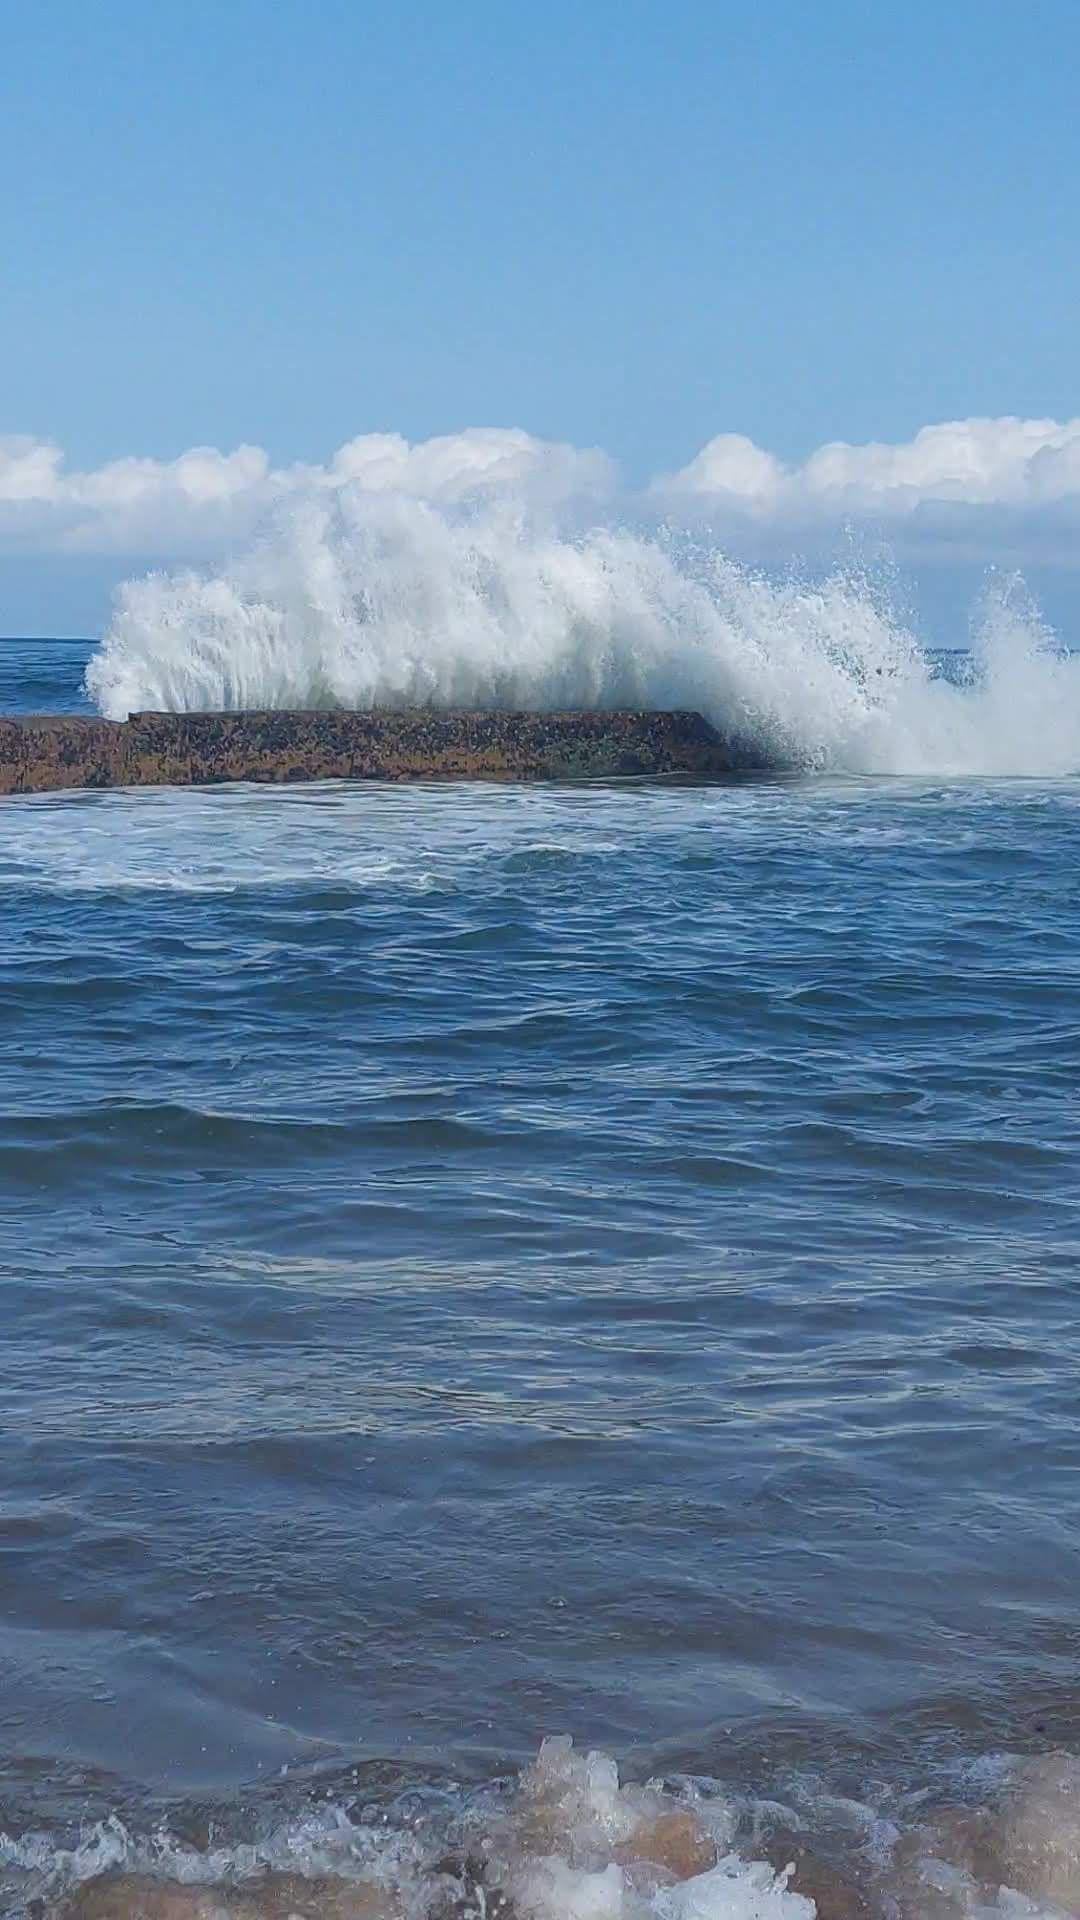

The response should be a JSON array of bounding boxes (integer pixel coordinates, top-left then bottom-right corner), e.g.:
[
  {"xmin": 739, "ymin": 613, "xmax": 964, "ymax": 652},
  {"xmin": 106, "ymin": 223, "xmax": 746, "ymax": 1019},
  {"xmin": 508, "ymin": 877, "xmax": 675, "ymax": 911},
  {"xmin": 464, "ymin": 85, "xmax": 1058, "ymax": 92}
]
[{"xmin": 2, "ymin": 544, "xmax": 1080, "ymax": 1917}]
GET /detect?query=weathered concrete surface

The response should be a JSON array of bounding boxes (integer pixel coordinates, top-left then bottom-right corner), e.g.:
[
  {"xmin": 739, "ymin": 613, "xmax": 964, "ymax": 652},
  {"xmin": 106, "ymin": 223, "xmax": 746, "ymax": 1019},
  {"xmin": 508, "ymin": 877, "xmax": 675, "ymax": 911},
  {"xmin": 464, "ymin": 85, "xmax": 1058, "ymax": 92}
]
[{"xmin": 0, "ymin": 709, "xmax": 756, "ymax": 796}]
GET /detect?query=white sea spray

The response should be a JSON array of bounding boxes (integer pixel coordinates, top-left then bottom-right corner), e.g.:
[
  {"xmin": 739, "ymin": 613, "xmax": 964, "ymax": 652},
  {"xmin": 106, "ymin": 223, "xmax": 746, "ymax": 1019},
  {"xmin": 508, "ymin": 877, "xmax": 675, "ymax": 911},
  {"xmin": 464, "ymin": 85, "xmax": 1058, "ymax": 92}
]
[{"xmin": 84, "ymin": 487, "xmax": 1080, "ymax": 777}]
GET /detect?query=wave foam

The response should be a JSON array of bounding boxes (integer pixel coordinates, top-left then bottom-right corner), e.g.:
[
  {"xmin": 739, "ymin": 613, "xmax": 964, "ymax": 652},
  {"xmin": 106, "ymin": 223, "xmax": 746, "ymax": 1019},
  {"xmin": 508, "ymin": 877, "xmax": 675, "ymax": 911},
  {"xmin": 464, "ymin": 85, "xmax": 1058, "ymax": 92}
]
[
  {"xmin": 83, "ymin": 489, "xmax": 1080, "ymax": 777},
  {"xmin": 6, "ymin": 1738, "xmax": 1080, "ymax": 1920}
]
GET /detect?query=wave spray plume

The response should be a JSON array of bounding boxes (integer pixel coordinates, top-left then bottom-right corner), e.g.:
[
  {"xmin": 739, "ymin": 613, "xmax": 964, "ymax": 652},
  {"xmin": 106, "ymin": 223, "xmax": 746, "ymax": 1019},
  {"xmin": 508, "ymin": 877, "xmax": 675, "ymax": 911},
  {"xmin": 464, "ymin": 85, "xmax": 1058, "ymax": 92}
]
[{"xmin": 85, "ymin": 486, "xmax": 1080, "ymax": 776}]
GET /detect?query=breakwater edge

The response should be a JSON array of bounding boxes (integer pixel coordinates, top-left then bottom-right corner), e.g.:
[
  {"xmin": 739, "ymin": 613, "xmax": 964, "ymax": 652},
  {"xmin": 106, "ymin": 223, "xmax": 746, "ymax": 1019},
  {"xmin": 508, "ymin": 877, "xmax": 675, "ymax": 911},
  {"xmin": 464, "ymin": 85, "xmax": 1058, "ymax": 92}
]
[{"xmin": 0, "ymin": 709, "xmax": 755, "ymax": 795}]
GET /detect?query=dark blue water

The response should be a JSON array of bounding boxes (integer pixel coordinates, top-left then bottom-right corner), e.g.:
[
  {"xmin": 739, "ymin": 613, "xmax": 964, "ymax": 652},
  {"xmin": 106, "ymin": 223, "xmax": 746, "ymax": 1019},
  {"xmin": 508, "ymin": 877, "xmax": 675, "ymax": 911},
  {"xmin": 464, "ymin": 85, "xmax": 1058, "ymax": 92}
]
[
  {"xmin": 0, "ymin": 639, "xmax": 93, "ymax": 715},
  {"xmin": 3, "ymin": 641, "xmax": 1080, "ymax": 1917}
]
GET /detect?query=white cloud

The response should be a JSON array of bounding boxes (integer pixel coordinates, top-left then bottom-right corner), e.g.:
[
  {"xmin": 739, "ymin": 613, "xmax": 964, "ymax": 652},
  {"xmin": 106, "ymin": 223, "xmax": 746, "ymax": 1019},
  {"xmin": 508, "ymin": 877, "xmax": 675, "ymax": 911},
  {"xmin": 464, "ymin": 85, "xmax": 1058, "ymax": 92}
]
[
  {"xmin": 0, "ymin": 428, "xmax": 613, "ymax": 558},
  {"xmin": 655, "ymin": 415, "xmax": 1080, "ymax": 523},
  {"xmin": 662, "ymin": 433, "xmax": 787, "ymax": 506},
  {"xmin": 0, "ymin": 436, "xmax": 66, "ymax": 503},
  {"xmin": 328, "ymin": 428, "xmax": 613, "ymax": 504},
  {"xmin": 3, "ymin": 418, "xmax": 1080, "ymax": 567}
]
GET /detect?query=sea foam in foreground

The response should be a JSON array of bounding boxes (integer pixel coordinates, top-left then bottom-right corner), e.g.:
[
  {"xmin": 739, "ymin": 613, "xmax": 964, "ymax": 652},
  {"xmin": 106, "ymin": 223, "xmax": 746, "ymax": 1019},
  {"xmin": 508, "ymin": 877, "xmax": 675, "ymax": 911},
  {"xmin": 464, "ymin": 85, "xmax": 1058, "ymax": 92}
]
[{"xmin": 9, "ymin": 1736, "xmax": 1080, "ymax": 1918}]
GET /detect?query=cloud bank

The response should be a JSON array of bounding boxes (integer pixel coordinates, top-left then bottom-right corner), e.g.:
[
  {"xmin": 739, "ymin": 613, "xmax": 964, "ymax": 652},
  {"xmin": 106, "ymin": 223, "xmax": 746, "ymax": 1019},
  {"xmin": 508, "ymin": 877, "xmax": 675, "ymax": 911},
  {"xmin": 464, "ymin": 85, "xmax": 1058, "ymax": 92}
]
[{"xmin": 4, "ymin": 417, "xmax": 1080, "ymax": 565}]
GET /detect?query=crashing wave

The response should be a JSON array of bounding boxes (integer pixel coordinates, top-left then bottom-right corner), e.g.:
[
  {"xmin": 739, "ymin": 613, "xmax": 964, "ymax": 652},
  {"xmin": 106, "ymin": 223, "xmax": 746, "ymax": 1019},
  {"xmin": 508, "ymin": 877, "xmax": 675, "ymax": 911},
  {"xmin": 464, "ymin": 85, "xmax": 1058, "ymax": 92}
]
[{"xmin": 84, "ymin": 487, "xmax": 1080, "ymax": 777}]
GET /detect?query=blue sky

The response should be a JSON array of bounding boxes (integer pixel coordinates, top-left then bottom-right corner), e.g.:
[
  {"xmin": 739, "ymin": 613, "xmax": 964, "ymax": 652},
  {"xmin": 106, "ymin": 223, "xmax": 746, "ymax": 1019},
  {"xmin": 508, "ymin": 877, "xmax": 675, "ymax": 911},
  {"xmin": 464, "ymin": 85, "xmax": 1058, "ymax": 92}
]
[{"xmin": 3, "ymin": 0, "xmax": 1080, "ymax": 633}]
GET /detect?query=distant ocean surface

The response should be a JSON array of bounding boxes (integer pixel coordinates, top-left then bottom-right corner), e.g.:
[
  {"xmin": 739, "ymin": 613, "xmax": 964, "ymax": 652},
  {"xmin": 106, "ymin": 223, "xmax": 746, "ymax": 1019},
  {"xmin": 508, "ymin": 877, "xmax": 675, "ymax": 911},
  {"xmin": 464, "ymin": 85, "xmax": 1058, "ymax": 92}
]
[
  {"xmin": 3, "ymin": 636, "xmax": 1080, "ymax": 1918},
  {"xmin": 0, "ymin": 637, "xmax": 94, "ymax": 715}
]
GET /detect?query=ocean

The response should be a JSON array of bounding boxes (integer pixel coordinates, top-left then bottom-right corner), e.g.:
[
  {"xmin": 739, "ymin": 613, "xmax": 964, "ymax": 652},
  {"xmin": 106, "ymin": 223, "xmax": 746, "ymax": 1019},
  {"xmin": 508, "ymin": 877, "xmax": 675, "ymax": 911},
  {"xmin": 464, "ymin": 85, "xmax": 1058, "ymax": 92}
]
[{"xmin": 3, "ymin": 618, "xmax": 1080, "ymax": 1919}]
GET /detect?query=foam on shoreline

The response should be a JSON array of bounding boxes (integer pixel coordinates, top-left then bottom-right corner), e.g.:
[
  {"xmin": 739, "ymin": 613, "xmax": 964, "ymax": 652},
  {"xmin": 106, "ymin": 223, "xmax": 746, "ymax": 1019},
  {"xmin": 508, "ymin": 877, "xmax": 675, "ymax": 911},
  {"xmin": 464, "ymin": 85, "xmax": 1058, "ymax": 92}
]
[{"xmin": 6, "ymin": 1738, "xmax": 1080, "ymax": 1920}]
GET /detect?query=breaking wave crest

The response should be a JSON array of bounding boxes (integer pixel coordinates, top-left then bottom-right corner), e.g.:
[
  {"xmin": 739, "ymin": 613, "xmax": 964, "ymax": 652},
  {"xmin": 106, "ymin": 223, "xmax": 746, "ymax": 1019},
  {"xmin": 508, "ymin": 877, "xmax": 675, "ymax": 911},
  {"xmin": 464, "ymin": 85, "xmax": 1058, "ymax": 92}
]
[
  {"xmin": 7, "ymin": 1737, "xmax": 1080, "ymax": 1920},
  {"xmin": 85, "ymin": 491, "xmax": 1080, "ymax": 776}
]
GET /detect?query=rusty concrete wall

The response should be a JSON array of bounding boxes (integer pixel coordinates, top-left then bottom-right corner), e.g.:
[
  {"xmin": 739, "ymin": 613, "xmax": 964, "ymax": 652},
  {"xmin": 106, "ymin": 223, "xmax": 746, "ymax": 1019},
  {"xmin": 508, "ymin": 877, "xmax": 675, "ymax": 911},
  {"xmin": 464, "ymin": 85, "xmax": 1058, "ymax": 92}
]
[{"xmin": 0, "ymin": 709, "xmax": 754, "ymax": 796}]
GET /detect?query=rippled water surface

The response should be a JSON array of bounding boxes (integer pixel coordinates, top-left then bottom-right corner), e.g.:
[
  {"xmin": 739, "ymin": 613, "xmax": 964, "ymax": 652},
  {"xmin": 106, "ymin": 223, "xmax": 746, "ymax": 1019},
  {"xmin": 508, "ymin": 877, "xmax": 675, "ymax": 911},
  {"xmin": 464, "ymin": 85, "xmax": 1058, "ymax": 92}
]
[
  {"xmin": 0, "ymin": 639, "xmax": 92, "ymax": 715},
  {"xmin": 2, "ymin": 644, "xmax": 1080, "ymax": 1916}
]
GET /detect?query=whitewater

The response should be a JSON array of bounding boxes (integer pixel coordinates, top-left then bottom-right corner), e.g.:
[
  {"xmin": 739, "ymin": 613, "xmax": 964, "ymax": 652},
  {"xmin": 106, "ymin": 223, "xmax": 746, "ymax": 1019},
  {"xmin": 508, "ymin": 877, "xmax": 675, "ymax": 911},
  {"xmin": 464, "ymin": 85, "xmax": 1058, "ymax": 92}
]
[
  {"xmin": 12, "ymin": 1735, "xmax": 1080, "ymax": 1920},
  {"xmin": 83, "ymin": 487, "xmax": 1080, "ymax": 777}
]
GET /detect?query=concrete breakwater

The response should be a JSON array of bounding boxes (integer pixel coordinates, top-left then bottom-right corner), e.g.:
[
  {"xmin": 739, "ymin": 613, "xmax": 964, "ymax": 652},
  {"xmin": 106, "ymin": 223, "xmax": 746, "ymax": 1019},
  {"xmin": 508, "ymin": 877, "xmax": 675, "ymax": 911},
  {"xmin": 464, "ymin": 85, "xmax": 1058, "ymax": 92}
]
[{"xmin": 0, "ymin": 709, "xmax": 755, "ymax": 795}]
